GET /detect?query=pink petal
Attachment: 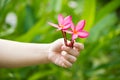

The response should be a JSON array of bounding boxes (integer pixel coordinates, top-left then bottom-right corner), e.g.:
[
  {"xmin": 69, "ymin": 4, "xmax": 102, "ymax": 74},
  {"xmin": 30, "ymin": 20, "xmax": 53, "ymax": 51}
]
[
  {"xmin": 58, "ymin": 14, "xmax": 64, "ymax": 25},
  {"xmin": 78, "ymin": 30, "xmax": 89, "ymax": 38},
  {"xmin": 48, "ymin": 22, "xmax": 59, "ymax": 28},
  {"xmin": 63, "ymin": 24, "xmax": 71, "ymax": 30},
  {"xmin": 63, "ymin": 16, "xmax": 72, "ymax": 26},
  {"xmin": 64, "ymin": 22, "xmax": 70, "ymax": 26},
  {"xmin": 57, "ymin": 28, "xmax": 62, "ymax": 30},
  {"xmin": 65, "ymin": 30, "xmax": 72, "ymax": 34},
  {"xmin": 72, "ymin": 34, "xmax": 78, "ymax": 40},
  {"xmin": 76, "ymin": 20, "xmax": 86, "ymax": 31},
  {"xmin": 71, "ymin": 22, "xmax": 75, "ymax": 31}
]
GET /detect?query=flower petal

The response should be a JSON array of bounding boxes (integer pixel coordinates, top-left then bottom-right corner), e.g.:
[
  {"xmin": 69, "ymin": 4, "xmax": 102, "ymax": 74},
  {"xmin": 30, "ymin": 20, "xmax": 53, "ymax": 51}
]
[
  {"xmin": 48, "ymin": 22, "xmax": 59, "ymax": 28},
  {"xmin": 71, "ymin": 22, "xmax": 75, "ymax": 31},
  {"xmin": 63, "ymin": 24, "xmax": 71, "ymax": 30},
  {"xmin": 65, "ymin": 30, "xmax": 72, "ymax": 34},
  {"xmin": 78, "ymin": 30, "xmax": 89, "ymax": 38},
  {"xmin": 63, "ymin": 16, "xmax": 72, "ymax": 26},
  {"xmin": 72, "ymin": 34, "xmax": 78, "ymax": 40},
  {"xmin": 58, "ymin": 14, "xmax": 64, "ymax": 25},
  {"xmin": 76, "ymin": 20, "xmax": 86, "ymax": 31}
]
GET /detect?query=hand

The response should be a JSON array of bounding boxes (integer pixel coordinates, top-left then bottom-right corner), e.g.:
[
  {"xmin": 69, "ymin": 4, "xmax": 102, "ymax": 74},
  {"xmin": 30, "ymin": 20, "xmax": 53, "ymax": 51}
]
[{"xmin": 48, "ymin": 38, "xmax": 84, "ymax": 68}]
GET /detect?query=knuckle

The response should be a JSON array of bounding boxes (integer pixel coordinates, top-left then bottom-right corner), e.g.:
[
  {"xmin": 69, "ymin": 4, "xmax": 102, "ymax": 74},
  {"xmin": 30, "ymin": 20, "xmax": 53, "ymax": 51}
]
[
  {"xmin": 80, "ymin": 44, "xmax": 84, "ymax": 50},
  {"xmin": 66, "ymin": 47, "xmax": 71, "ymax": 51},
  {"xmin": 73, "ymin": 57, "xmax": 77, "ymax": 62},
  {"xmin": 75, "ymin": 51, "xmax": 79, "ymax": 56},
  {"xmin": 67, "ymin": 63, "xmax": 72, "ymax": 68},
  {"xmin": 72, "ymin": 51, "xmax": 78, "ymax": 57},
  {"xmin": 69, "ymin": 64, "xmax": 72, "ymax": 67}
]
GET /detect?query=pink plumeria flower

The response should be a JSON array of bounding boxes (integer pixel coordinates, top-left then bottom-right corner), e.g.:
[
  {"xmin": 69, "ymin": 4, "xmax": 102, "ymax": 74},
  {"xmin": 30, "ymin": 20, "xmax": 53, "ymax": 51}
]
[
  {"xmin": 48, "ymin": 14, "xmax": 72, "ymax": 31},
  {"xmin": 67, "ymin": 20, "xmax": 89, "ymax": 40}
]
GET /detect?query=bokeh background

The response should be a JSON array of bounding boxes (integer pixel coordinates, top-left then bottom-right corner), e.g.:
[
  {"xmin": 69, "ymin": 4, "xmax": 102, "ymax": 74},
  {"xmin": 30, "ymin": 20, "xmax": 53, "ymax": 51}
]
[{"xmin": 0, "ymin": 0, "xmax": 120, "ymax": 80}]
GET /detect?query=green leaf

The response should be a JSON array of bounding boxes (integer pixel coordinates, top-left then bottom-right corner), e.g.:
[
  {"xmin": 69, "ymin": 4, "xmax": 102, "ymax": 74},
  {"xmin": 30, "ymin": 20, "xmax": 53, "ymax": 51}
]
[
  {"xmin": 47, "ymin": 0, "xmax": 63, "ymax": 12},
  {"xmin": 96, "ymin": 0, "xmax": 120, "ymax": 22},
  {"xmin": 15, "ymin": 19, "xmax": 46, "ymax": 42},
  {"xmin": 94, "ymin": 59, "xmax": 120, "ymax": 71},
  {"xmin": 28, "ymin": 70, "xmax": 56, "ymax": 80},
  {"xmin": 0, "ymin": 0, "xmax": 10, "ymax": 9},
  {"xmin": 24, "ymin": 5, "xmax": 35, "ymax": 32},
  {"xmin": 88, "ymin": 13, "xmax": 118, "ymax": 42},
  {"xmin": 82, "ymin": 0, "xmax": 96, "ymax": 31},
  {"xmin": 54, "ymin": 0, "xmax": 63, "ymax": 12}
]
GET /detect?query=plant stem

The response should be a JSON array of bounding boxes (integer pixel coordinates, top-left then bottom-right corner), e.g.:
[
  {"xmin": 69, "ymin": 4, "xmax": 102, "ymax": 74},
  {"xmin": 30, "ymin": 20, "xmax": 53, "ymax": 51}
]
[
  {"xmin": 61, "ymin": 30, "xmax": 68, "ymax": 46},
  {"xmin": 61, "ymin": 30, "xmax": 74, "ymax": 48},
  {"xmin": 70, "ymin": 40, "xmax": 74, "ymax": 48}
]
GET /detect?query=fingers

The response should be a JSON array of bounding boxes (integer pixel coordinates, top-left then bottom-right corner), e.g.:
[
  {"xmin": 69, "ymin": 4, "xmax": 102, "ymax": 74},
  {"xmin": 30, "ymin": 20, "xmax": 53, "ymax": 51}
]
[
  {"xmin": 61, "ymin": 51, "xmax": 76, "ymax": 63},
  {"xmin": 60, "ymin": 51, "xmax": 77, "ymax": 68},
  {"xmin": 62, "ymin": 46, "xmax": 79, "ymax": 57},
  {"xmin": 54, "ymin": 56, "xmax": 72, "ymax": 68},
  {"xmin": 51, "ymin": 39, "xmax": 84, "ymax": 68},
  {"xmin": 53, "ymin": 50, "xmax": 78, "ymax": 68},
  {"xmin": 62, "ymin": 57, "xmax": 72, "ymax": 68},
  {"xmin": 58, "ymin": 43, "xmax": 83, "ymax": 68}
]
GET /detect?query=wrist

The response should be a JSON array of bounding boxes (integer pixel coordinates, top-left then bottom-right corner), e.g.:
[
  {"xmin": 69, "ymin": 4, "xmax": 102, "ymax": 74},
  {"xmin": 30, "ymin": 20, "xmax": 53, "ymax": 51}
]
[
  {"xmin": 28, "ymin": 43, "xmax": 52, "ymax": 64},
  {"xmin": 47, "ymin": 43, "xmax": 53, "ymax": 63}
]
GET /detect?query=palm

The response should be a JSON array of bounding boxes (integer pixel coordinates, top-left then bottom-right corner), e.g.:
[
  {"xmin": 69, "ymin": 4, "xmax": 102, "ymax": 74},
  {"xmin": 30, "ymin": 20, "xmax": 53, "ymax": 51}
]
[
  {"xmin": 48, "ymin": 38, "xmax": 81, "ymax": 68},
  {"xmin": 48, "ymin": 39, "xmax": 67, "ymax": 67}
]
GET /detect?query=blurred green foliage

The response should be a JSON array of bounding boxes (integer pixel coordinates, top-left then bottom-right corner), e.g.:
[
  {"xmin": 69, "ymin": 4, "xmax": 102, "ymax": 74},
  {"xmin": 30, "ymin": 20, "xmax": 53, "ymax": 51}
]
[{"xmin": 0, "ymin": 0, "xmax": 120, "ymax": 80}]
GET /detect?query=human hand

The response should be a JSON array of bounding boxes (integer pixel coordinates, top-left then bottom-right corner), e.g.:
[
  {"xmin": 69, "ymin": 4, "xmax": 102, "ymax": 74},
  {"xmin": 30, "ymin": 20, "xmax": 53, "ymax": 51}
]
[{"xmin": 48, "ymin": 38, "xmax": 84, "ymax": 68}]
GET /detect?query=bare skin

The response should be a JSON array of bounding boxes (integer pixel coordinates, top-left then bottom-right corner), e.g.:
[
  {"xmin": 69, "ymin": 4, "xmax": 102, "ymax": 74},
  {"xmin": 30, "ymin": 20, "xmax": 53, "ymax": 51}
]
[{"xmin": 0, "ymin": 38, "xmax": 84, "ymax": 68}]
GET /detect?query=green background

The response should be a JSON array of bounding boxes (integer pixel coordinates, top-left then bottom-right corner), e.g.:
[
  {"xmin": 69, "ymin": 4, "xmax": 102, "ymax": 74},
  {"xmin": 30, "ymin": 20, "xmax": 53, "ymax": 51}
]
[{"xmin": 0, "ymin": 0, "xmax": 120, "ymax": 80}]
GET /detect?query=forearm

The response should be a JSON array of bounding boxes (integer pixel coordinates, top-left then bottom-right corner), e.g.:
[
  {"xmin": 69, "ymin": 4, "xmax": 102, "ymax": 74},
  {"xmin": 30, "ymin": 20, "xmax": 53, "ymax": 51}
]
[{"xmin": 0, "ymin": 39, "xmax": 50, "ymax": 68}]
